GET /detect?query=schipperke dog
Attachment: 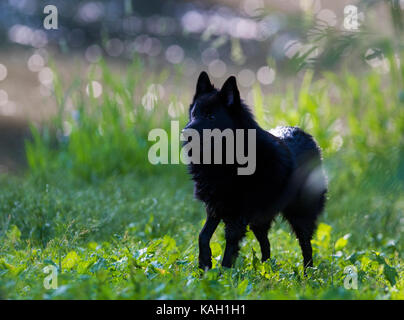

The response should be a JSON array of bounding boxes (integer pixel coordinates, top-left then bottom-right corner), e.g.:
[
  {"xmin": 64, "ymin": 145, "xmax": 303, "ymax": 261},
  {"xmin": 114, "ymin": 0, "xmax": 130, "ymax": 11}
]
[{"xmin": 183, "ymin": 71, "xmax": 327, "ymax": 272}]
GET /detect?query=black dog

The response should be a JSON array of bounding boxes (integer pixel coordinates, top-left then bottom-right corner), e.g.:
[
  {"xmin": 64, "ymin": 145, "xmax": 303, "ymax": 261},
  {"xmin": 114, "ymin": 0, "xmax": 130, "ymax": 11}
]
[{"xmin": 183, "ymin": 71, "xmax": 327, "ymax": 272}]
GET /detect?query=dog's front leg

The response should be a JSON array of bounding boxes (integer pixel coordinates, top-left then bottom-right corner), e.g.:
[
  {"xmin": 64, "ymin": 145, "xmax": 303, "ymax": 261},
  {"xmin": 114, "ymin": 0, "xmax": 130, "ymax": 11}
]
[
  {"xmin": 198, "ymin": 214, "xmax": 220, "ymax": 270},
  {"xmin": 221, "ymin": 219, "xmax": 247, "ymax": 268}
]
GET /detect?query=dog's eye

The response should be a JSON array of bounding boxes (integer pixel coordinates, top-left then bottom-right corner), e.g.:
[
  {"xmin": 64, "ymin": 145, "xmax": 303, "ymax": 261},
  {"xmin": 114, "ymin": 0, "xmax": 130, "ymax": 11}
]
[{"xmin": 207, "ymin": 114, "xmax": 215, "ymax": 120}]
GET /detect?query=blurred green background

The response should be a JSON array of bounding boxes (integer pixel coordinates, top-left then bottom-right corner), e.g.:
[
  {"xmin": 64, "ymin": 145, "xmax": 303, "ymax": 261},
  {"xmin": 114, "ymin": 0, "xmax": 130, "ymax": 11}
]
[{"xmin": 0, "ymin": 0, "xmax": 403, "ymax": 299}]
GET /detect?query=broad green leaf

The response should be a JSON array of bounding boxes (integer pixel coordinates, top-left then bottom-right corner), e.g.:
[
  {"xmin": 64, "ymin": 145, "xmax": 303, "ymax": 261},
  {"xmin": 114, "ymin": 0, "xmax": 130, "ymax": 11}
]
[
  {"xmin": 383, "ymin": 264, "xmax": 399, "ymax": 286},
  {"xmin": 373, "ymin": 254, "xmax": 399, "ymax": 286},
  {"xmin": 87, "ymin": 242, "xmax": 98, "ymax": 250},
  {"xmin": 335, "ymin": 234, "xmax": 351, "ymax": 250},
  {"xmin": 313, "ymin": 223, "xmax": 332, "ymax": 248},
  {"xmin": 62, "ymin": 251, "xmax": 80, "ymax": 270}
]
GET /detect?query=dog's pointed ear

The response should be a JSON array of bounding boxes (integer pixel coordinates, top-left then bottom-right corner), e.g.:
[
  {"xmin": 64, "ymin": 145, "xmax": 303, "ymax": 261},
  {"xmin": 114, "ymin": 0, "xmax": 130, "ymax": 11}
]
[
  {"xmin": 220, "ymin": 76, "xmax": 240, "ymax": 107},
  {"xmin": 195, "ymin": 71, "xmax": 213, "ymax": 97}
]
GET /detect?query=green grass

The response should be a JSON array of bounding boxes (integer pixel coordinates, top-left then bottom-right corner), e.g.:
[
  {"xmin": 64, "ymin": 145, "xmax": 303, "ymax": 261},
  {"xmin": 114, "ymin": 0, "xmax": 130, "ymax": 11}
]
[{"xmin": 0, "ymin": 56, "xmax": 403, "ymax": 299}]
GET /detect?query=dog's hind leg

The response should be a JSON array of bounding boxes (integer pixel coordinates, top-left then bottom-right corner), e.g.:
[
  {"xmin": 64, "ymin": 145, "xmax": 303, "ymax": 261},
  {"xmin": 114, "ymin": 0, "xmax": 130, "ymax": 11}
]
[
  {"xmin": 291, "ymin": 218, "xmax": 315, "ymax": 270},
  {"xmin": 199, "ymin": 213, "xmax": 220, "ymax": 270},
  {"xmin": 282, "ymin": 212, "xmax": 316, "ymax": 273},
  {"xmin": 283, "ymin": 205, "xmax": 322, "ymax": 273},
  {"xmin": 222, "ymin": 218, "xmax": 247, "ymax": 268},
  {"xmin": 283, "ymin": 185, "xmax": 326, "ymax": 274},
  {"xmin": 250, "ymin": 223, "xmax": 271, "ymax": 262}
]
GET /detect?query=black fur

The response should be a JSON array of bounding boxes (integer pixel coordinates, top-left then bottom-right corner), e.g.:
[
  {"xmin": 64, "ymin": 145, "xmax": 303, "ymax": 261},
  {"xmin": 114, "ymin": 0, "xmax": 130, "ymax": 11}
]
[{"xmin": 183, "ymin": 72, "xmax": 327, "ymax": 272}]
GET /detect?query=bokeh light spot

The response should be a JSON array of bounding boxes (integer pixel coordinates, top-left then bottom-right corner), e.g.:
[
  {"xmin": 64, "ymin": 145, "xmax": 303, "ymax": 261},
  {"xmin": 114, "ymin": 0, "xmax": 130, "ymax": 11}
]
[
  {"xmin": 165, "ymin": 45, "xmax": 184, "ymax": 64},
  {"xmin": 38, "ymin": 67, "xmax": 53, "ymax": 86},
  {"xmin": 201, "ymin": 47, "xmax": 219, "ymax": 66},
  {"xmin": 86, "ymin": 81, "xmax": 103, "ymax": 98},
  {"xmin": 106, "ymin": 38, "xmax": 124, "ymax": 57},
  {"xmin": 208, "ymin": 59, "xmax": 227, "ymax": 78},
  {"xmin": 27, "ymin": 54, "xmax": 45, "ymax": 72},
  {"xmin": 182, "ymin": 10, "xmax": 205, "ymax": 33},
  {"xmin": 238, "ymin": 69, "xmax": 256, "ymax": 87},
  {"xmin": 257, "ymin": 66, "xmax": 276, "ymax": 85},
  {"xmin": 85, "ymin": 45, "xmax": 102, "ymax": 63},
  {"xmin": 0, "ymin": 64, "xmax": 8, "ymax": 81}
]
